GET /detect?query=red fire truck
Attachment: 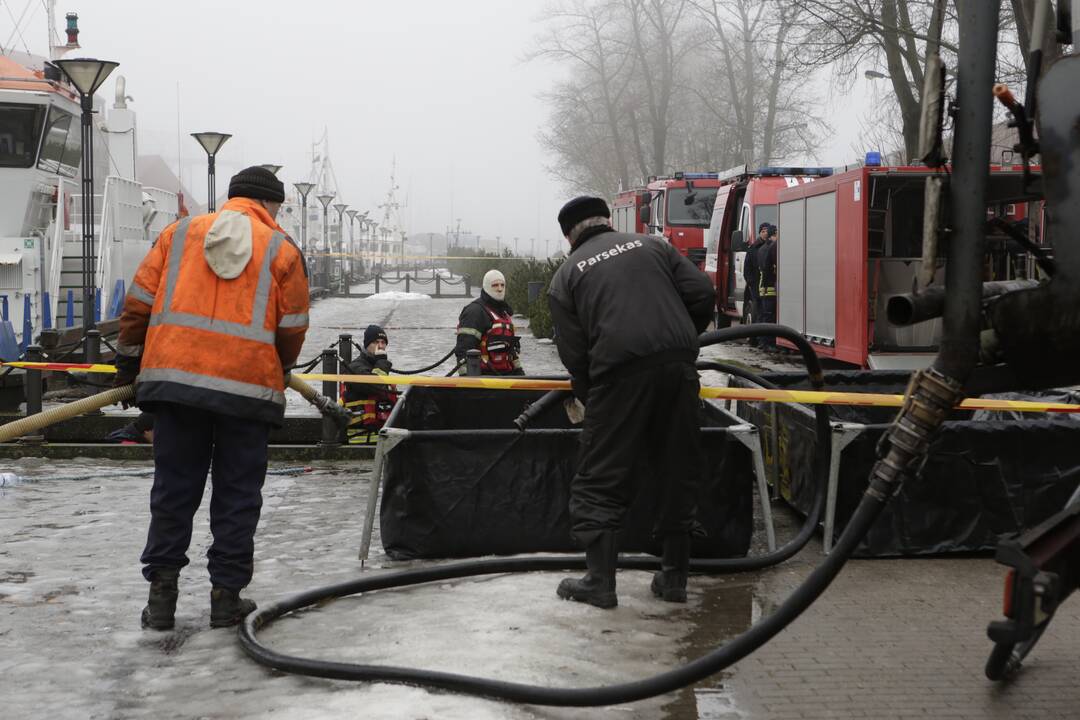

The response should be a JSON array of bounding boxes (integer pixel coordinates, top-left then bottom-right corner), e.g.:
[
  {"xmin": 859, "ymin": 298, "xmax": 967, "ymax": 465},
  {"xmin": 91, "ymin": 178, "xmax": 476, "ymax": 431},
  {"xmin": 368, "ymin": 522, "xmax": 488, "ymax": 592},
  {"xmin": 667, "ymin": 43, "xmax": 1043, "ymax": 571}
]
[
  {"xmin": 774, "ymin": 163, "xmax": 1039, "ymax": 368},
  {"xmin": 612, "ymin": 173, "xmax": 722, "ymax": 265},
  {"xmin": 703, "ymin": 165, "xmax": 834, "ymax": 325}
]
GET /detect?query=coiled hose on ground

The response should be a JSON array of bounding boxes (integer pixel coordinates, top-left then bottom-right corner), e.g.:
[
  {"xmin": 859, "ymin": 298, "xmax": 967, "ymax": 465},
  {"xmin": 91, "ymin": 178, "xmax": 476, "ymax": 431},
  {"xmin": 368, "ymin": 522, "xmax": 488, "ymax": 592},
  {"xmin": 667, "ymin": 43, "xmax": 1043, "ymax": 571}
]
[{"xmin": 239, "ymin": 324, "xmax": 899, "ymax": 706}]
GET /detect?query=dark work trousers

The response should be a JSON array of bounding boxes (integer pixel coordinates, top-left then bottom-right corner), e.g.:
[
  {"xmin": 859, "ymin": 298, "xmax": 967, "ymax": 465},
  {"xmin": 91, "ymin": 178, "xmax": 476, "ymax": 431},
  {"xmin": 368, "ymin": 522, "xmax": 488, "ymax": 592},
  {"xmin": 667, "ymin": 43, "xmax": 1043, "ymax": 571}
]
[
  {"xmin": 743, "ymin": 286, "xmax": 760, "ymax": 346},
  {"xmin": 570, "ymin": 361, "xmax": 703, "ymax": 547},
  {"xmin": 757, "ymin": 296, "xmax": 777, "ymax": 347},
  {"xmin": 140, "ymin": 402, "xmax": 271, "ymax": 590}
]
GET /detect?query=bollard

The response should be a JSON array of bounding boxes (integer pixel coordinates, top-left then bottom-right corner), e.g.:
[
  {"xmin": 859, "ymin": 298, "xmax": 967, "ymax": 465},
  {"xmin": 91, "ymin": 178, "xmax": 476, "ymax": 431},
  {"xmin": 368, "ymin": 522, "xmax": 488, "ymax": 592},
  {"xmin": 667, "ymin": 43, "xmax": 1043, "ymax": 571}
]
[
  {"xmin": 405, "ymin": 276, "xmax": 411, "ymax": 293},
  {"xmin": 466, "ymin": 349, "xmax": 482, "ymax": 376},
  {"xmin": 435, "ymin": 275, "xmax": 441, "ymax": 297},
  {"xmin": 84, "ymin": 329, "xmax": 101, "ymax": 364},
  {"xmin": 24, "ymin": 344, "xmax": 42, "ymax": 418},
  {"xmin": 337, "ymin": 334, "xmax": 353, "ymax": 443},
  {"xmin": 465, "ymin": 277, "xmax": 472, "ymax": 297},
  {"xmin": 320, "ymin": 349, "xmax": 341, "ymax": 445},
  {"xmin": 375, "ymin": 275, "xmax": 380, "ymax": 294}
]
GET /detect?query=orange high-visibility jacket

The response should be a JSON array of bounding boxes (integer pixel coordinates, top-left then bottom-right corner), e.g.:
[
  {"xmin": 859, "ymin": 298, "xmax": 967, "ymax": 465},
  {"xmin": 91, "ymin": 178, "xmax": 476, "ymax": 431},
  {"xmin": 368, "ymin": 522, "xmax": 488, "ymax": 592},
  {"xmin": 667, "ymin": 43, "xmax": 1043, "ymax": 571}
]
[{"xmin": 117, "ymin": 197, "xmax": 310, "ymax": 425}]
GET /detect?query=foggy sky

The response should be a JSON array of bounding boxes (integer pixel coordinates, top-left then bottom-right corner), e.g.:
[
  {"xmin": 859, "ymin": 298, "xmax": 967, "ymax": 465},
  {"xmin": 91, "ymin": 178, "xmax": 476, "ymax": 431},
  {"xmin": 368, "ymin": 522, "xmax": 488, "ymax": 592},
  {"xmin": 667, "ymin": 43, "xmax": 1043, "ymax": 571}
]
[{"xmin": 10, "ymin": 0, "xmax": 872, "ymax": 251}]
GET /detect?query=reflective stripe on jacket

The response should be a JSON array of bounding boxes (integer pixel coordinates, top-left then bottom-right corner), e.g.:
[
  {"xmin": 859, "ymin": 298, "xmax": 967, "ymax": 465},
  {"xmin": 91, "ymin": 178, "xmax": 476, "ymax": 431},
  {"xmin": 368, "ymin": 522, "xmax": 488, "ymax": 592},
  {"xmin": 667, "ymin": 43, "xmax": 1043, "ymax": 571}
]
[{"xmin": 118, "ymin": 198, "xmax": 310, "ymax": 426}]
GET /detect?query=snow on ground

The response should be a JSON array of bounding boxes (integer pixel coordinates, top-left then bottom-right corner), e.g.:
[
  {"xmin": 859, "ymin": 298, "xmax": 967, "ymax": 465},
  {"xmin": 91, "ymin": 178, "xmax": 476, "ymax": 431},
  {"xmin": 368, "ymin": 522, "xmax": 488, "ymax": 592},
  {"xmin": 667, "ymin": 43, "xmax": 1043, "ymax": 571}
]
[{"xmin": 362, "ymin": 291, "xmax": 432, "ymax": 301}]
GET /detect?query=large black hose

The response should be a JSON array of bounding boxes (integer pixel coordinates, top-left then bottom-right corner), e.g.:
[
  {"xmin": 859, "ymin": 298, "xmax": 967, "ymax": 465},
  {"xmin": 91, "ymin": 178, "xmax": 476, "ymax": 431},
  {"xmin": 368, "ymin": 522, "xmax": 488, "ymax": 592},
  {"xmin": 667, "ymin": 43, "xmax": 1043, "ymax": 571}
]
[{"xmin": 238, "ymin": 323, "xmax": 883, "ymax": 706}]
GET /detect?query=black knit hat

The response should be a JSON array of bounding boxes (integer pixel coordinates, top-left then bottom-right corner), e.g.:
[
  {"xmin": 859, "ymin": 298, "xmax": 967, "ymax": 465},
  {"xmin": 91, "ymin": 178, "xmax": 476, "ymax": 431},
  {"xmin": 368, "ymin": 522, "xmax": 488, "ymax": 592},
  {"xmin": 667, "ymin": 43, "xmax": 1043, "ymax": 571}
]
[
  {"xmin": 227, "ymin": 166, "xmax": 285, "ymax": 203},
  {"xmin": 363, "ymin": 324, "xmax": 388, "ymax": 348},
  {"xmin": 557, "ymin": 196, "xmax": 610, "ymax": 236}
]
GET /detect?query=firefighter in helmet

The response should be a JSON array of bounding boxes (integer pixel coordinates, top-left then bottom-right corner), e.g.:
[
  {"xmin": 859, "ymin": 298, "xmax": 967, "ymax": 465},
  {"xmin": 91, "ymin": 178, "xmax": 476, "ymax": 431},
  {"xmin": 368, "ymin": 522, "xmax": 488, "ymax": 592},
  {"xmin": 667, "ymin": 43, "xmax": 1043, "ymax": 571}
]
[
  {"xmin": 341, "ymin": 324, "xmax": 398, "ymax": 443},
  {"xmin": 756, "ymin": 224, "xmax": 778, "ymax": 348},
  {"xmin": 454, "ymin": 269, "xmax": 524, "ymax": 375}
]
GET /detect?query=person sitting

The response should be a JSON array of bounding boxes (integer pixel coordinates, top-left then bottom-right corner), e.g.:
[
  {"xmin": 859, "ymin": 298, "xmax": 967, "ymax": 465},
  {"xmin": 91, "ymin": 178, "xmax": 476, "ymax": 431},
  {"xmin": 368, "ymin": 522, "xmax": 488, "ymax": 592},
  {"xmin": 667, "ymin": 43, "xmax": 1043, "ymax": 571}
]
[
  {"xmin": 454, "ymin": 269, "xmax": 524, "ymax": 375},
  {"xmin": 341, "ymin": 324, "xmax": 398, "ymax": 444}
]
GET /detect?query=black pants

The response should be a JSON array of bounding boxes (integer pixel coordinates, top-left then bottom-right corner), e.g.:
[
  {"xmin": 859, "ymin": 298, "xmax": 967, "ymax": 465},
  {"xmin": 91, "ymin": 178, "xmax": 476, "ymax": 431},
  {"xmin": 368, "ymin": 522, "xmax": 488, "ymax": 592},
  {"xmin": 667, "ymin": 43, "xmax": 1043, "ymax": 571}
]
[
  {"xmin": 141, "ymin": 402, "xmax": 271, "ymax": 590},
  {"xmin": 758, "ymin": 296, "xmax": 777, "ymax": 347},
  {"xmin": 570, "ymin": 361, "xmax": 703, "ymax": 546},
  {"xmin": 743, "ymin": 287, "xmax": 760, "ymax": 346}
]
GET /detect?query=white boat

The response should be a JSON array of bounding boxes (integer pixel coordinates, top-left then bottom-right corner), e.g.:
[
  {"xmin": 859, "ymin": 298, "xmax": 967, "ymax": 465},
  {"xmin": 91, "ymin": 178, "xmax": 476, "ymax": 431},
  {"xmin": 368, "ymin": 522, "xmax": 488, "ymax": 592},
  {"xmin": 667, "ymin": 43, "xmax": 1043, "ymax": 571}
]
[{"xmin": 0, "ymin": 9, "xmax": 179, "ymax": 357}]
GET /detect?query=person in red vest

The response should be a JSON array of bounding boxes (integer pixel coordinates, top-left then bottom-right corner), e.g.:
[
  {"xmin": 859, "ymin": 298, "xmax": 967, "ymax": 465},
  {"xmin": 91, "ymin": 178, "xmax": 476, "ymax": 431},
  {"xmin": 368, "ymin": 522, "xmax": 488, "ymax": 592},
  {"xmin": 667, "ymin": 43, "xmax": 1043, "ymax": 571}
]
[
  {"xmin": 341, "ymin": 324, "xmax": 398, "ymax": 444},
  {"xmin": 454, "ymin": 269, "xmax": 524, "ymax": 375}
]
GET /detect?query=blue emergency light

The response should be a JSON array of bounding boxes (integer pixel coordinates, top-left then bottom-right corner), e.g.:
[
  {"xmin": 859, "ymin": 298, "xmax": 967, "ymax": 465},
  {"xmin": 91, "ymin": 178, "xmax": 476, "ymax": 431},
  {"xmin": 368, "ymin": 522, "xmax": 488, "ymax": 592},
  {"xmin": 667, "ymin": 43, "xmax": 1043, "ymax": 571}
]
[{"xmin": 865, "ymin": 151, "xmax": 883, "ymax": 166}]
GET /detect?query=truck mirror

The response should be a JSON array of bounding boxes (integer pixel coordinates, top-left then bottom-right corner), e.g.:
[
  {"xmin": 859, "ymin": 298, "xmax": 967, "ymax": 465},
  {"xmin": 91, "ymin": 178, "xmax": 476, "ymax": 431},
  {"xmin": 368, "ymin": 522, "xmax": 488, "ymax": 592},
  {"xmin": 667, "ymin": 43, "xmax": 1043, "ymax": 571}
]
[
  {"xmin": 639, "ymin": 205, "xmax": 651, "ymax": 225},
  {"xmin": 731, "ymin": 229, "xmax": 745, "ymax": 251}
]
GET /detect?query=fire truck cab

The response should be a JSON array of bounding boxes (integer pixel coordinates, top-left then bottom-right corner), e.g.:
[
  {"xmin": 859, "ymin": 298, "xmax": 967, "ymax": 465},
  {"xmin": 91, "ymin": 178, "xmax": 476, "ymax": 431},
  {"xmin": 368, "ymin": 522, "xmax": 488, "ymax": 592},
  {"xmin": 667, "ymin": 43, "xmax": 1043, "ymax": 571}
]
[
  {"xmin": 704, "ymin": 166, "xmax": 833, "ymax": 325},
  {"xmin": 612, "ymin": 173, "xmax": 720, "ymax": 266}
]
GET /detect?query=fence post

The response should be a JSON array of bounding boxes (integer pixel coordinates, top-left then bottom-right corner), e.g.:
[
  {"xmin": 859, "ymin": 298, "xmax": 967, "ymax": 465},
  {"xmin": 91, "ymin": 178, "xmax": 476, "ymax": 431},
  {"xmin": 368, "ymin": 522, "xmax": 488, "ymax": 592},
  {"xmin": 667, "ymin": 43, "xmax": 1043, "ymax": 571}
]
[
  {"xmin": 84, "ymin": 329, "xmax": 101, "ymax": 364},
  {"xmin": 465, "ymin": 276, "xmax": 472, "ymax": 297},
  {"xmin": 320, "ymin": 349, "xmax": 341, "ymax": 445},
  {"xmin": 435, "ymin": 275, "xmax": 441, "ymax": 297},
  {"xmin": 466, "ymin": 349, "xmax": 482, "ymax": 376},
  {"xmin": 405, "ymin": 276, "xmax": 411, "ymax": 293},
  {"xmin": 24, "ymin": 344, "xmax": 43, "ymax": 425},
  {"xmin": 338, "ymin": 334, "xmax": 352, "ymax": 443},
  {"xmin": 375, "ymin": 275, "xmax": 380, "ymax": 294}
]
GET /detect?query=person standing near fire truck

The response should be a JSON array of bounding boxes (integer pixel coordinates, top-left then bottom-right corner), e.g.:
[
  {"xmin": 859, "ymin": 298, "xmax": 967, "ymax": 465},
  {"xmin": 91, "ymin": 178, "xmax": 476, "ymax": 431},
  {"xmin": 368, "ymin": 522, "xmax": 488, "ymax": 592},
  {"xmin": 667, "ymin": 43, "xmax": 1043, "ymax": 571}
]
[
  {"xmin": 454, "ymin": 269, "xmax": 524, "ymax": 375},
  {"xmin": 743, "ymin": 222, "xmax": 770, "ymax": 345},
  {"xmin": 756, "ymin": 224, "xmax": 778, "ymax": 348},
  {"xmin": 547, "ymin": 195, "xmax": 714, "ymax": 609}
]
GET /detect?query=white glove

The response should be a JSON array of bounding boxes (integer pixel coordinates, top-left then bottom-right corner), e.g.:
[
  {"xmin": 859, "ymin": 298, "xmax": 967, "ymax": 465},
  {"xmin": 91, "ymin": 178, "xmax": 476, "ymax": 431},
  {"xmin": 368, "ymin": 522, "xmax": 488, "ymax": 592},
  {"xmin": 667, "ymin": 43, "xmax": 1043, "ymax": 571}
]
[{"xmin": 564, "ymin": 397, "xmax": 585, "ymax": 424}]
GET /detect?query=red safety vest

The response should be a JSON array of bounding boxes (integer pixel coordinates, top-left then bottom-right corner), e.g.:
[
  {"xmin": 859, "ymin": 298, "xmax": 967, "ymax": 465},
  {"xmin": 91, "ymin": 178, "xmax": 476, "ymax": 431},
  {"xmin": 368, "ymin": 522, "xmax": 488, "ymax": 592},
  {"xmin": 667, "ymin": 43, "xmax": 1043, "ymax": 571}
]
[
  {"xmin": 341, "ymin": 371, "xmax": 398, "ymax": 444},
  {"xmin": 481, "ymin": 305, "xmax": 519, "ymax": 373}
]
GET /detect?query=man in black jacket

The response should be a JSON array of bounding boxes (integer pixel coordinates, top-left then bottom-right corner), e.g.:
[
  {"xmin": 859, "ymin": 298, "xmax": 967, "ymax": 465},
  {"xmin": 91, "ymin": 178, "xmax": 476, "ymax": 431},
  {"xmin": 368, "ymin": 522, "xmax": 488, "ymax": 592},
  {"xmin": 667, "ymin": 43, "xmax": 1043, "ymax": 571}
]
[
  {"xmin": 547, "ymin": 195, "xmax": 715, "ymax": 609},
  {"xmin": 756, "ymin": 225, "xmax": 778, "ymax": 348},
  {"xmin": 454, "ymin": 269, "xmax": 524, "ymax": 375}
]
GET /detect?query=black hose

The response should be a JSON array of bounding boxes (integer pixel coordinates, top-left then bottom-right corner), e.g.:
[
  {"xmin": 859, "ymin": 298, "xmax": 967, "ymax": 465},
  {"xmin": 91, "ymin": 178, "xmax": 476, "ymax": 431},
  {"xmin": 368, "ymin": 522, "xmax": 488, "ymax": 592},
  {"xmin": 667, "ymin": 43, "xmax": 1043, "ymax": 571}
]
[
  {"xmin": 695, "ymin": 360, "xmax": 780, "ymax": 390},
  {"xmin": 513, "ymin": 389, "xmax": 572, "ymax": 430},
  {"xmin": 238, "ymin": 322, "xmax": 860, "ymax": 706}
]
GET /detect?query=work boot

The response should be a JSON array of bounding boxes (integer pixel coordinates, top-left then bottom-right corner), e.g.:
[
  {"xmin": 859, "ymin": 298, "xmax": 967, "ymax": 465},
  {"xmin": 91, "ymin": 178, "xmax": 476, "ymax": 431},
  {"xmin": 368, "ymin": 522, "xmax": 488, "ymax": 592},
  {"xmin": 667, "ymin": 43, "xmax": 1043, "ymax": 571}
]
[
  {"xmin": 556, "ymin": 532, "xmax": 618, "ymax": 609},
  {"xmin": 140, "ymin": 568, "xmax": 180, "ymax": 630},
  {"xmin": 651, "ymin": 534, "xmax": 691, "ymax": 603},
  {"xmin": 209, "ymin": 587, "xmax": 257, "ymax": 628}
]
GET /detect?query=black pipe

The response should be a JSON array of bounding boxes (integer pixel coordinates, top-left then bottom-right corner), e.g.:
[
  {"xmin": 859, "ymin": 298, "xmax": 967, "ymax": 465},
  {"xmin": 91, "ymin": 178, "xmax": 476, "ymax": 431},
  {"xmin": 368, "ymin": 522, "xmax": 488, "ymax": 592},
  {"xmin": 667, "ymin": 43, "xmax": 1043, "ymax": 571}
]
[
  {"xmin": 513, "ymin": 389, "xmax": 572, "ymax": 431},
  {"xmin": 934, "ymin": 0, "xmax": 1000, "ymax": 381},
  {"xmin": 238, "ymin": 323, "xmax": 851, "ymax": 704},
  {"xmin": 887, "ymin": 280, "xmax": 1040, "ymax": 327}
]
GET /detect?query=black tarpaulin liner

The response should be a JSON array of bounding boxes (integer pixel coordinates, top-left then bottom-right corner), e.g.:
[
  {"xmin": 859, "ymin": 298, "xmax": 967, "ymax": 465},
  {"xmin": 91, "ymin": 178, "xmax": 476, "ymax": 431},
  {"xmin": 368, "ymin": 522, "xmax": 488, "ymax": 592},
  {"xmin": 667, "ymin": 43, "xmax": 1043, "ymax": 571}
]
[
  {"xmin": 380, "ymin": 387, "xmax": 754, "ymax": 560},
  {"xmin": 732, "ymin": 370, "xmax": 1080, "ymax": 557}
]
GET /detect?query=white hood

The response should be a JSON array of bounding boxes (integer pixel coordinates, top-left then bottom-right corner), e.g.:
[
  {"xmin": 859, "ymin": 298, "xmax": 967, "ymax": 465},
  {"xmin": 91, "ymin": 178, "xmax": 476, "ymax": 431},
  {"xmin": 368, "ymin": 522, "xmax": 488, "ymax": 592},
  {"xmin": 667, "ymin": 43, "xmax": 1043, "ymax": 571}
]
[{"xmin": 203, "ymin": 209, "xmax": 253, "ymax": 280}]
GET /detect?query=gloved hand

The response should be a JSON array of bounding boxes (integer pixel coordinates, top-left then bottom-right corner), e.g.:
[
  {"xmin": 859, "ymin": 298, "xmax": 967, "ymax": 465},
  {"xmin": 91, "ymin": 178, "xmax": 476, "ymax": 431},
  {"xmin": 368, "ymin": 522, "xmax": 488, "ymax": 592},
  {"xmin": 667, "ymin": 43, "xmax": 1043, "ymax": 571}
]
[
  {"xmin": 113, "ymin": 353, "xmax": 140, "ymax": 409},
  {"xmin": 563, "ymin": 397, "xmax": 585, "ymax": 424}
]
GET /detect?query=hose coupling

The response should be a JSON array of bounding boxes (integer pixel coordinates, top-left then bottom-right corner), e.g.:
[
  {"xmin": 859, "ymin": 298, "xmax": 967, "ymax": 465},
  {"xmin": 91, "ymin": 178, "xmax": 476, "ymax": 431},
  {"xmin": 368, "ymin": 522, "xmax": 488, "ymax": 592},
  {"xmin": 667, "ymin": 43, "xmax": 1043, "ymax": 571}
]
[{"xmin": 867, "ymin": 368, "xmax": 963, "ymax": 501}]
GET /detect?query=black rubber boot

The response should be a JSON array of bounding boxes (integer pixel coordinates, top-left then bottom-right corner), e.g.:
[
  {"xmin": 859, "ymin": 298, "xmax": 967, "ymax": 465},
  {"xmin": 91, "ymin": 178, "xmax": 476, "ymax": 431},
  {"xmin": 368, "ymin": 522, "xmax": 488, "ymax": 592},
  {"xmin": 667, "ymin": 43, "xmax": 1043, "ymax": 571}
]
[
  {"xmin": 556, "ymin": 532, "xmax": 617, "ymax": 609},
  {"xmin": 141, "ymin": 568, "xmax": 179, "ymax": 630},
  {"xmin": 210, "ymin": 587, "xmax": 257, "ymax": 628},
  {"xmin": 651, "ymin": 534, "xmax": 690, "ymax": 603}
]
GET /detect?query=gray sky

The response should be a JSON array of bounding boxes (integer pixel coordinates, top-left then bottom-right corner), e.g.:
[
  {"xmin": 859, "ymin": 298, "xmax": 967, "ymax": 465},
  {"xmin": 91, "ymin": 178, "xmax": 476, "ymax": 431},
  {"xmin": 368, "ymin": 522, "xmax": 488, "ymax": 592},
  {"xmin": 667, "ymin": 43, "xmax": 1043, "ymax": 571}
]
[{"xmin": 11, "ymin": 0, "xmax": 872, "ymax": 250}]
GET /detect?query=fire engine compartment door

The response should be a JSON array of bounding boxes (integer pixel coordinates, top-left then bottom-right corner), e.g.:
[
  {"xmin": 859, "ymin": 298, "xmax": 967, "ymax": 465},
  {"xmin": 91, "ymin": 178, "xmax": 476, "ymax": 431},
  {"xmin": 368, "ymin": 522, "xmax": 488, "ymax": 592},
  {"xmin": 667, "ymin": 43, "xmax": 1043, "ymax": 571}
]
[
  {"xmin": 804, "ymin": 192, "xmax": 837, "ymax": 342},
  {"xmin": 778, "ymin": 198, "xmax": 806, "ymax": 333}
]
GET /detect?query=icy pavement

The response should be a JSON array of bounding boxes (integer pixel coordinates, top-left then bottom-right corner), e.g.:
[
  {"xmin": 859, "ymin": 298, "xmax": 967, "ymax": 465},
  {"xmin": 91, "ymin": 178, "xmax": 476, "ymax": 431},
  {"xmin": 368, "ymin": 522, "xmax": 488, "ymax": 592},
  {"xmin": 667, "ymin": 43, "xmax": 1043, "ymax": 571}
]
[{"xmin": 0, "ymin": 458, "xmax": 745, "ymax": 720}]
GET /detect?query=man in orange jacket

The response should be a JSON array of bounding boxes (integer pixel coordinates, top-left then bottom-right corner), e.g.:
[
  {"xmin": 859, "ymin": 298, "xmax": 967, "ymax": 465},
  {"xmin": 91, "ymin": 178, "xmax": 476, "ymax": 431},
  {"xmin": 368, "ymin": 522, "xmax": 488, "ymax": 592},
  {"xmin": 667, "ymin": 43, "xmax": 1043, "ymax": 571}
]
[{"xmin": 114, "ymin": 166, "xmax": 309, "ymax": 630}]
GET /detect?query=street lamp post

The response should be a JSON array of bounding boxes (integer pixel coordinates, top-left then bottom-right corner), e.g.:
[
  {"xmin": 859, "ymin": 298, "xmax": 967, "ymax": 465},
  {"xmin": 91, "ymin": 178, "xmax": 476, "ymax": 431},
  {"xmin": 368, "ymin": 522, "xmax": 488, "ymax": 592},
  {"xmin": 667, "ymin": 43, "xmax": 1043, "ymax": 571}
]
[
  {"xmin": 190, "ymin": 132, "xmax": 232, "ymax": 213},
  {"xmin": 345, "ymin": 209, "xmax": 358, "ymax": 285},
  {"xmin": 293, "ymin": 182, "xmax": 315, "ymax": 257},
  {"xmin": 333, "ymin": 203, "xmax": 348, "ymax": 292},
  {"xmin": 54, "ymin": 57, "xmax": 119, "ymax": 334},
  {"xmin": 315, "ymin": 193, "xmax": 334, "ymax": 288}
]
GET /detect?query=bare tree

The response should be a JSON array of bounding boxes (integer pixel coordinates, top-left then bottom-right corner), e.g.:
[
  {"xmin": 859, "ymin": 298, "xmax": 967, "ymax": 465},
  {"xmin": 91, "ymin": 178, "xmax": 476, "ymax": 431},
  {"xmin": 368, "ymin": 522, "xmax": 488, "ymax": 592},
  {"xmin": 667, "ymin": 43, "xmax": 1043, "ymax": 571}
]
[{"xmin": 529, "ymin": 0, "xmax": 638, "ymax": 191}]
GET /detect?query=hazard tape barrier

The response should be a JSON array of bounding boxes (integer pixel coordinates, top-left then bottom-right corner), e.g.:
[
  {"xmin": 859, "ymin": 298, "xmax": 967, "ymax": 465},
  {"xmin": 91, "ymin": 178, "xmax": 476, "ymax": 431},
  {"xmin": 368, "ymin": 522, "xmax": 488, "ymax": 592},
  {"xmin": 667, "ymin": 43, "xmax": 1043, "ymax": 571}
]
[{"xmin": 6, "ymin": 362, "xmax": 1079, "ymax": 413}]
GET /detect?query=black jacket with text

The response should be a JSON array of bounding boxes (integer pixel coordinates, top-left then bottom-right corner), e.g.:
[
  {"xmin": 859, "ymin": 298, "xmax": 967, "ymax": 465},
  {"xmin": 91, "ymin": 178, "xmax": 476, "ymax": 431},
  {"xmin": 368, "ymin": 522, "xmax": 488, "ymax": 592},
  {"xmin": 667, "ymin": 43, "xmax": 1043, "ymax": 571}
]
[{"xmin": 547, "ymin": 226, "xmax": 715, "ymax": 398}]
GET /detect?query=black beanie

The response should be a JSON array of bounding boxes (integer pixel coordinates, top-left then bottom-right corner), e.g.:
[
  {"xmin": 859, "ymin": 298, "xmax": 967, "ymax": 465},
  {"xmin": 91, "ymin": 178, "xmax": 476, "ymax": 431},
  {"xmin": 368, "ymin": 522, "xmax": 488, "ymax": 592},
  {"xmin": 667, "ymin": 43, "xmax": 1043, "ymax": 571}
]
[
  {"xmin": 557, "ymin": 196, "xmax": 610, "ymax": 236},
  {"xmin": 228, "ymin": 166, "xmax": 285, "ymax": 203},
  {"xmin": 363, "ymin": 324, "xmax": 388, "ymax": 348}
]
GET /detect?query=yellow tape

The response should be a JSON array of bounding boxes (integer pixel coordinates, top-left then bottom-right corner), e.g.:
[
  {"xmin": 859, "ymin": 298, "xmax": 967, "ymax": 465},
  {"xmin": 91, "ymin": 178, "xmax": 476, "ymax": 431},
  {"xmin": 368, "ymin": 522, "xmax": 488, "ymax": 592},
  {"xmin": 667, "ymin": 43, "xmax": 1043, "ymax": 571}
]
[
  {"xmin": 6, "ymin": 362, "xmax": 1075, "ymax": 413},
  {"xmin": 295, "ymin": 372, "xmax": 1080, "ymax": 414}
]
